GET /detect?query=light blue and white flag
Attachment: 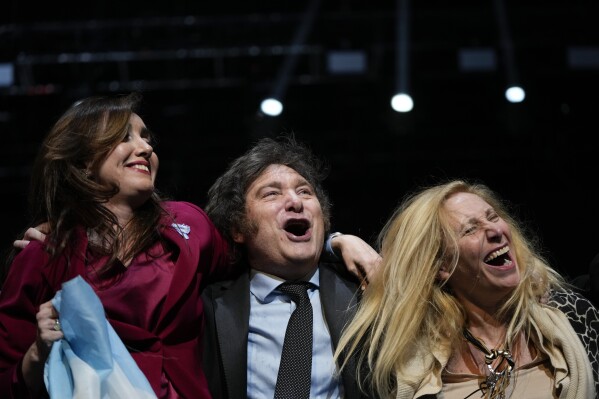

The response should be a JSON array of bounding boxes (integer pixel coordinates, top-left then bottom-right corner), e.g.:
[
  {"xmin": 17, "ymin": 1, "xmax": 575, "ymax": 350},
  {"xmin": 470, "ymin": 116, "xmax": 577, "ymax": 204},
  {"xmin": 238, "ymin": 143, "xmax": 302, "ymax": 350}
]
[{"xmin": 44, "ymin": 275, "xmax": 157, "ymax": 399}]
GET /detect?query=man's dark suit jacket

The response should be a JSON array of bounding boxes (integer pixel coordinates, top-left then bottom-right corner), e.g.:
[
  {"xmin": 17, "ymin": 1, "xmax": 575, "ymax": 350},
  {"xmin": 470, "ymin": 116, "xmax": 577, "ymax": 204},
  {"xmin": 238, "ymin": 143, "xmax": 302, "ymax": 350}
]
[{"xmin": 201, "ymin": 262, "xmax": 364, "ymax": 399}]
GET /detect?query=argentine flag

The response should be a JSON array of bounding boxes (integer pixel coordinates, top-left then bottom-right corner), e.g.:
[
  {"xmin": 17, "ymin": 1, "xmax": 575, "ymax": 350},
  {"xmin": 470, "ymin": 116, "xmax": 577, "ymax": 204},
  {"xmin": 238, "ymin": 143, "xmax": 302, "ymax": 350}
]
[{"xmin": 44, "ymin": 276, "xmax": 157, "ymax": 399}]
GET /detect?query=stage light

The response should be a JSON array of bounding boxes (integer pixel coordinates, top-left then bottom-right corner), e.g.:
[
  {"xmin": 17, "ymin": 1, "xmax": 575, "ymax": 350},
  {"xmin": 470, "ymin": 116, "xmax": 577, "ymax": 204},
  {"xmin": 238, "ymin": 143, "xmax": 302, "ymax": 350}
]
[
  {"xmin": 259, "ymin": 0, "xmax": 320, "ymax": 120},
  {"xmin": 505, "ymin": 86, "xmax": 525, "ymax": 103},
  {"xmin": 260, "ymin": 98, "xmax": 283, "ymax": 116},
  {"xmin": 391, "ymin": 0, "xmax": 413, "ymax": 114},
  {"xmin": 494, "ymin": 0, "xmax": 526, "ymax": 105},
  {"xmin": 391, "ymin": 93, "xmax": 413, "ymax": 113}
]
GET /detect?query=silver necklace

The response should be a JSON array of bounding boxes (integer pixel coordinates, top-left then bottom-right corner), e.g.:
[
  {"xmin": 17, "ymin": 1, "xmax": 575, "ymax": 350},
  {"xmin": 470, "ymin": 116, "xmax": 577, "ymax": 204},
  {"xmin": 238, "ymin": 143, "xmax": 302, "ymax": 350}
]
[{"xmin": 462, "ymin": 328, "xmax": 515, "ymax": 399}]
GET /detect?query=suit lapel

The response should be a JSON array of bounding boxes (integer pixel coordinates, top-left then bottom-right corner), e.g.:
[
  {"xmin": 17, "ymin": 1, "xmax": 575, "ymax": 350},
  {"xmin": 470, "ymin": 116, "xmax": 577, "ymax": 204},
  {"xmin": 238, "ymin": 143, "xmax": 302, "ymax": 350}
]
[
  {"xmin": 319, "ymin": 264, "xmax": 359, "ymax": 346},
  {"xmin": 213, "ymin": 272, "xmax": 251, "ymax": 399},
  {"xmin": 319, "ymin": 264, "xmax": 362, "ymax": 399}
]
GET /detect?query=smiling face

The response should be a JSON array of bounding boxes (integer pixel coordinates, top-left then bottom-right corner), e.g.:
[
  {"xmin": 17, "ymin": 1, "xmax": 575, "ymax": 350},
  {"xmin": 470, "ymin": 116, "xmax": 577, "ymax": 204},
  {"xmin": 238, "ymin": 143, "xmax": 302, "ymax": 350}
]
[
  {"xmin": 234, "ymin": 164, "xmax": 325, "ymax": 280},
  {"xmin": 96, "ymin": 113, "xmax": 158, "ymax": 213},
  {"xmin": 439, "ymin": 192, "xmax": 520, "ymax": 309}
]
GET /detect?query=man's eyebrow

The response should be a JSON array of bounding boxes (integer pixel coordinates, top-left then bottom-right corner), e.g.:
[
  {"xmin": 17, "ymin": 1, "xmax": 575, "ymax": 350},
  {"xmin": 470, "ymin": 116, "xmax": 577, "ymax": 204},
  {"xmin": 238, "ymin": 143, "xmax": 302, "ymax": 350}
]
[
  {"xmin": 255, "ymin": 181, "xmax": 282, "ymax": 192},
  {"xmin": 295, "ymin": 178, "xmax": 312, "ymax": 187},
  {"xmin": 253, "ymin": 176, "xmax": 313, "ymax": 193}
]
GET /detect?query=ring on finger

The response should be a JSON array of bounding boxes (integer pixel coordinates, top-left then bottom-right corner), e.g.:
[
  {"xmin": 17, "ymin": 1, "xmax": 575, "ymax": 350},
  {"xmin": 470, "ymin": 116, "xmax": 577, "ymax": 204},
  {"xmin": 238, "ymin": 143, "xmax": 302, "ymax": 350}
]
[{"xmin": 53, "ymin": 319, "xmax": 61, "ymax": 331}]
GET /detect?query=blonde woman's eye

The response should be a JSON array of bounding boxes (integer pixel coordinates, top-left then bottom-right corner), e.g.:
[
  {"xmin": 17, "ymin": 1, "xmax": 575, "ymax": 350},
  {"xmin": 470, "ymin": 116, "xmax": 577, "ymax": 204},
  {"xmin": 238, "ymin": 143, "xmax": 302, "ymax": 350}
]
[{"xmin": 463, "ymin": 226, "xmax": 476, "ymax": 235}]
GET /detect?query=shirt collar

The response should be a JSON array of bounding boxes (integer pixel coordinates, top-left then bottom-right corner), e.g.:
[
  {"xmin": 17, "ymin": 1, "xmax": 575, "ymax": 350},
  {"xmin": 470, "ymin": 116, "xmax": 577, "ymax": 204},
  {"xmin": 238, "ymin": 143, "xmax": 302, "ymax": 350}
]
[{"xmin": 250, "ymin": 268, "xmax": 320, "ymax": 303}]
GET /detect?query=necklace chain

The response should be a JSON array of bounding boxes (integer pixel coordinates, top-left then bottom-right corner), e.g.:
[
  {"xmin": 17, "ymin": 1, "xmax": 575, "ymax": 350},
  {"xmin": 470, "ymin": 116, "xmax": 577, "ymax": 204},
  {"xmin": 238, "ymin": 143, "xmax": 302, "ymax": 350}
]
[{"xmin": 462, "ymin": 328, "xmax": 515, "ymax": 399}]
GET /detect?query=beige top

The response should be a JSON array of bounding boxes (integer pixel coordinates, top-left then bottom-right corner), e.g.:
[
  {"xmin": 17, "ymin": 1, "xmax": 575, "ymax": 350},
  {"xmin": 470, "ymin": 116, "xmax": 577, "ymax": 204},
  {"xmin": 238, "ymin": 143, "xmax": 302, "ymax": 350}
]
[
  {"xmin": 397, "ymin": 306, "xmax": 594, "ymax": 399},
  {"xmin": 439, "ymin": 357, "xmax": 558, "ymax": 399}
]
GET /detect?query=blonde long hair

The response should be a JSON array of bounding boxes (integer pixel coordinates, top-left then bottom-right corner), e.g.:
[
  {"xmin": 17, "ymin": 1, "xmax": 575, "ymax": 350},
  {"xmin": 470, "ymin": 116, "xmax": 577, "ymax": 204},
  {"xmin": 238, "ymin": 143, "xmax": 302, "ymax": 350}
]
[{"xmin": 334, "ymin": 180, "xmax": 565, "ymax": 397}]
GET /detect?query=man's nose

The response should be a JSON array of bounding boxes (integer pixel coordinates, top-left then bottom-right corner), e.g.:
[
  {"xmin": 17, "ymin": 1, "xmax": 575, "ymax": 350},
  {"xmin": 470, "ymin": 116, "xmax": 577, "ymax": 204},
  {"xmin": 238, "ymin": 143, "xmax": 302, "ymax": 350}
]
[{"xmin": 285, "ymin": 191, "xmax": 303, "ymax": 212}]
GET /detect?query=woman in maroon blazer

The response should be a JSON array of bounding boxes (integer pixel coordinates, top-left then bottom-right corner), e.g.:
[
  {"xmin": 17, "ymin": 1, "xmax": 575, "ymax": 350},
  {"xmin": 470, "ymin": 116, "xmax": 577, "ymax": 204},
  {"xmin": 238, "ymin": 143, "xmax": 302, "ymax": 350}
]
[{"xmin": 0, "ymin": 93, "xmax": 233, "ymax": 398}]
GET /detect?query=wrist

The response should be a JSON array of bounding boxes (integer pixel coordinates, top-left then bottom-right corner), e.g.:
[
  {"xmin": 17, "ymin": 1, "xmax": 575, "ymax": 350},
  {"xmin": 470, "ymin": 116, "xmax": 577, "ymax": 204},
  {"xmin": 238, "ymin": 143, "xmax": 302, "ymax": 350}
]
[
  {"xmin": 22, "ymin": 343, "xmax": 46, "ymax": 395},
  {"xmin": 327, "ymin": 232, "xmax": 343, "ymax": 255},
  {"xmin": 329, "ymin": 231, "xmax": 343, "ymax": 241}
]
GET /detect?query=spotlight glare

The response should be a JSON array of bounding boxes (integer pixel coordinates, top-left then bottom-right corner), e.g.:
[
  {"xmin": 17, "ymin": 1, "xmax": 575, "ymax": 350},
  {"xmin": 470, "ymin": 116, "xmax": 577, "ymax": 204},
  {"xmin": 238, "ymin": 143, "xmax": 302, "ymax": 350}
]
[
  {"xmin": 260, "ymin": 98, "xmax": 283, "ymax": 116},
  {"xmin": 391, "ymin": 93, "xmax": 414, "ymax": 113},
  {"xmin": 505, "ymin": 86, "xmax": 525, "ymax": 103}
]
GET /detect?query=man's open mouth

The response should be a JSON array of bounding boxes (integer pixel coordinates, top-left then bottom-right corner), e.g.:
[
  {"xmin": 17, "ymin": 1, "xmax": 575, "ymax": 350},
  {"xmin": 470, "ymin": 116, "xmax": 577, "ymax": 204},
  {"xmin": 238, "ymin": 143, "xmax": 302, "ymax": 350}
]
[{"xmin": 284, "ymin": 219, "xmax": 311, "ymax": 237}]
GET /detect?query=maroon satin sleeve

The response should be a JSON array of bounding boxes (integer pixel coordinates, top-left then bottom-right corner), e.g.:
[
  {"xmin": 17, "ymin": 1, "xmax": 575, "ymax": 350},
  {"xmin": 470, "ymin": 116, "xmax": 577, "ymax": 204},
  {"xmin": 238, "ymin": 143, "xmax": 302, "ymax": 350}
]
[{"xmin": 0, "ymin": 242, "xmax": 54, "ymax": 399}]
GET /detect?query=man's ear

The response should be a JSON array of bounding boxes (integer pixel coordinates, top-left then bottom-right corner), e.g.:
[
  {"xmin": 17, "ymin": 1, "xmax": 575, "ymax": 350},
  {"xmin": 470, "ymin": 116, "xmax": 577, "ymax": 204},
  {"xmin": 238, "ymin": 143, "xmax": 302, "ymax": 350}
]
[{"xmin": 232, "ymin": 228, "xmax": 245, "ymax": 244}]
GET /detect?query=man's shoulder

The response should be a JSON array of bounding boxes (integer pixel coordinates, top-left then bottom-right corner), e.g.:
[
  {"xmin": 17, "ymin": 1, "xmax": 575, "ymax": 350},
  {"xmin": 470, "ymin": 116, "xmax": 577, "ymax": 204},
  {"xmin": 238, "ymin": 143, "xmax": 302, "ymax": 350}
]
[
  {"xmin": 319, "ymin": 261, "xmax": 358, "ymax": 279},
  {"xmin": 202, "ymin": 268, "xmax": 250, "ymax": 298},
  {"xmin": 318, "ymin": 262, "xmax": 360, "ymax": 289}
]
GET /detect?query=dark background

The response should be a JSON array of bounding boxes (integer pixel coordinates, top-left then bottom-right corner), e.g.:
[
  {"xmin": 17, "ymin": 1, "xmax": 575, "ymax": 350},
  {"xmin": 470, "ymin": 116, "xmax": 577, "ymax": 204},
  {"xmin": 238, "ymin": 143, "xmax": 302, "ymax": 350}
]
[{"xmin": 1, "ymin": 1, "xmax": 598, "ymax": 281}]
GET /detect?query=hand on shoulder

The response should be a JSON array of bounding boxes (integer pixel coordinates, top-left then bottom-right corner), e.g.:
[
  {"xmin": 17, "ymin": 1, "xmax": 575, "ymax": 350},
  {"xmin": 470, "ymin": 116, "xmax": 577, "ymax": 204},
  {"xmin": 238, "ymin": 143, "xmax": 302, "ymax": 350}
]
[{"xmin": 13, "ymin": 224, "xmax": 49, "ymax": 250}]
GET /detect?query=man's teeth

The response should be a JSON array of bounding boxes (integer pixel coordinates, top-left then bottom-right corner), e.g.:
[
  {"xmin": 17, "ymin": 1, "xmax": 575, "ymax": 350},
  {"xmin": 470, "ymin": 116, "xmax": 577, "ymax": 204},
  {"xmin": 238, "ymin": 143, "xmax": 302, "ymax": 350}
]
[
  {"xmin": 484, "ymin": 246, "xmax": 510, "ymax": 262},
  {"xmin": 132, "ymin": 164, "xmax": 149, "ymax": 172}
]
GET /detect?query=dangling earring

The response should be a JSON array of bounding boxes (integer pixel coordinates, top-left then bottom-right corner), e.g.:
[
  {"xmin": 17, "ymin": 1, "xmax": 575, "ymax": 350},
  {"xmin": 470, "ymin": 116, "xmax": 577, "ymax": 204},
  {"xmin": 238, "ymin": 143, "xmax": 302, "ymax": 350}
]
[{"xmin": 84, "ymin": 169, "xmax": 91, "ymax": 179}]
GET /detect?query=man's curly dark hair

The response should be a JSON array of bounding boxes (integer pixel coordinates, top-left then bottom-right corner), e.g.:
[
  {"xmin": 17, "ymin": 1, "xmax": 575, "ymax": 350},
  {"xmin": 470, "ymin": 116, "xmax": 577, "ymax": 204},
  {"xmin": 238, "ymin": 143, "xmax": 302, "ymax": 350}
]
[{"xmin": 205, "ymin": 135, "xmax": 332, "ymax": 262}]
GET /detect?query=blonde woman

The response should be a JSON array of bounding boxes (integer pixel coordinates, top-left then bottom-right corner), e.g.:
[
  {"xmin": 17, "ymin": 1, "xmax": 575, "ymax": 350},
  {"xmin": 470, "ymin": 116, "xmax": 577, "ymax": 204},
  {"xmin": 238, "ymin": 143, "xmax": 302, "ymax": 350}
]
[{"xmin": 336, "ymin": 180, "xmax": 598, "ymax": 399}]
